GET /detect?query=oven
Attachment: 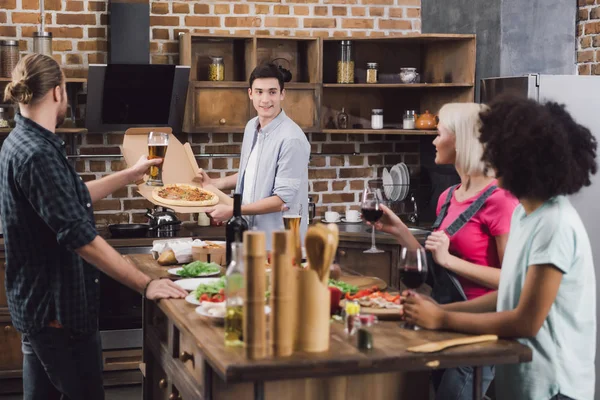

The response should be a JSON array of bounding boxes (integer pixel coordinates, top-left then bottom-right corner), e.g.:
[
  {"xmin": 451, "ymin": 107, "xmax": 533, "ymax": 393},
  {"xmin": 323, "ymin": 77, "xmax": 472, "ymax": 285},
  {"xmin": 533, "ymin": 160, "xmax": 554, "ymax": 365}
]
[{"xmin": 98, "ymin": 246, "xmax": 152, "ymax": 350}]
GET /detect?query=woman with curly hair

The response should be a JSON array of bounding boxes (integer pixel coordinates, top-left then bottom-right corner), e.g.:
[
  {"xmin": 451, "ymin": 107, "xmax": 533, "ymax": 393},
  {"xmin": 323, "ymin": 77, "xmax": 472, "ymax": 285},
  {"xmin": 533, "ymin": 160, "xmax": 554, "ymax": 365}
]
[
  {"xmin": 402, "ymin": 95, "xmax": 598, "ymax": 400},
  {"xmin": 372, "ymin": 102, "xmax": 518, "ymax": 399}
]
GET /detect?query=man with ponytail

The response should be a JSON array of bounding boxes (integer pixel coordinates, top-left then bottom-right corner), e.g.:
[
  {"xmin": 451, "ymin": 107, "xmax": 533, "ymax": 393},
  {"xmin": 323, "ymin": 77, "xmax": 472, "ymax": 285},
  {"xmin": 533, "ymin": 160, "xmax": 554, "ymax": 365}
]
[{"xmin": 0, "ymin": 54, "xmax": 187, "ymax": 399}]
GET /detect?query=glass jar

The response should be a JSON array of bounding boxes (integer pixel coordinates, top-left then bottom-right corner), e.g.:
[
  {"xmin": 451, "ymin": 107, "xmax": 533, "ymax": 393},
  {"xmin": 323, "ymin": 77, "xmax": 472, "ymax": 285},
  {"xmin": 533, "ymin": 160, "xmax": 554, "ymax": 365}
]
[
  {"xmin": 0, "ymin": 40, "xmax": 20, "ymax": 78},
  {"xmin": 403, "ymin": 109, "xmax": 416, "ymax": 130},
  {"xmin": 33, "ymin": 32, "xmax": 53, "ymax": 57},
  {"xmin": 344, "ymin": 300, "xmax": 361, "ymax": 336},
  {"xmin": 399, "ymin": 67, "xmax": 419, "ymax": 84},
  {"xmin": 209, "ymin": 56, "xmax": 225, "ymax": 81},
  {"xmin": 337, "ymin": 107, "xmax": 348, "ymax": 129},
  {"xmin": 371, "ymin": 109, "xmax": 384, "ymax": 130},
  {"xmin": 366, "ymin": 62, "xmax": 378, "ymax": 84},
  {"xmin": 0, "ymin": 107, "xmax": 9, "ymax": 128},
  {"xmin": 357, "ymin": 314, "xmax": 378, "ymax": 351},
  {"xmin": 337, "ymin": 40, "xmax": 354, "ymax": 84}
]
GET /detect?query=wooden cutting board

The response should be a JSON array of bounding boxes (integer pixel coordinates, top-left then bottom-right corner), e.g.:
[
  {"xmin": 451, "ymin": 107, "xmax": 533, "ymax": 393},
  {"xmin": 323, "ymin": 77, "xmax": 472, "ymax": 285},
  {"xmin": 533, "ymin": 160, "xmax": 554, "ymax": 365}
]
[
  {"xmin": 338, "ymin": 275, "xmax": 387, "ymax": 291},
  {"xmin": 339, "ymin": 297, "xmax": 402, "ymax": 320}
]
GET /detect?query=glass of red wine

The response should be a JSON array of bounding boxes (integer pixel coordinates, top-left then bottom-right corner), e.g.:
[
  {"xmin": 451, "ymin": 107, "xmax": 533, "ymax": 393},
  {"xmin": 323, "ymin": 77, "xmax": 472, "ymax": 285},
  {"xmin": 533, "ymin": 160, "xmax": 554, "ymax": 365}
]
[
  {"xmin": 361, "ymin": 185, "xmax": 386, "ymax": 254},
  {"xmin": 398, "ymin": 247, "xmax": 428, "ymax": 329}
]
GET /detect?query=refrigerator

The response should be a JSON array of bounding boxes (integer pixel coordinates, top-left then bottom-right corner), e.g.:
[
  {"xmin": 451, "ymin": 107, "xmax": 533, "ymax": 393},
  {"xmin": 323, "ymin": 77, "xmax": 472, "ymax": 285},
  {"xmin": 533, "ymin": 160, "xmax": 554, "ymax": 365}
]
[{"xmin": 481, "ymin": 74, "xmax": 600, "ymax": 398}]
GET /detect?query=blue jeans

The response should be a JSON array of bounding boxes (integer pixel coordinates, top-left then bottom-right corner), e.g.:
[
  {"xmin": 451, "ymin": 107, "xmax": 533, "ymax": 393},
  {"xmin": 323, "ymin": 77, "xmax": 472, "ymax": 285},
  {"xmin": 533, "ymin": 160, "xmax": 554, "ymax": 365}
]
[
  {"xmin": 432, "ymin": 365, "xmax": 495, "ymax": 400},
  {"xmin": 21, "ymin": 327, "xmax": 105, "ymax": 400}
]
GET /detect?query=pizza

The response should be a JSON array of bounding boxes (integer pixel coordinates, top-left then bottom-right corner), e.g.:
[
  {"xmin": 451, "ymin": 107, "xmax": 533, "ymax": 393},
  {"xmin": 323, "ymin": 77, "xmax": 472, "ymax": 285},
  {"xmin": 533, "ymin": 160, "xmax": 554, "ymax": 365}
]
[{"xmin": 152, "ymin": 184, "xmax": 219, "ymax": 207}]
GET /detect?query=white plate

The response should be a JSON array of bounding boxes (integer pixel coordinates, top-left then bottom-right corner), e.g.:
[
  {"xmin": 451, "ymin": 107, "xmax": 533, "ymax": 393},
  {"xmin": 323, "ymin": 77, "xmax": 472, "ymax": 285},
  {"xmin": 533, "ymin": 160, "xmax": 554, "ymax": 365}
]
[
  {"xmin": 195, "ymin": 304, "xmax": 271, "ymax": 321},
  {"xmin": 390, "ymin": 165, "xmax": 403, "ymax": 201},
  {"xmin": 185, "ymin": 294, "xmax": 201, "ymax": 306},
  {"xmin": 399, "ymin": 163, "xmax": 410, "ymax": 200},
  {"xmin": 168, "ymin": 266, "xmax": 221, "ymax": 278},
  {"xmin": 341, "ymin": 217, "xmax": 362, "ymax": 224},
  {"xmin": 322, "ymin": 218, "xmax": 342, "ymax": 224},
  {"xmin": 174, "ymin": 277, "xmax": 222, "ymax": 292},
  {"xmin": 382, "ymin": 168, "xmax": 394, "ymax": 199}
]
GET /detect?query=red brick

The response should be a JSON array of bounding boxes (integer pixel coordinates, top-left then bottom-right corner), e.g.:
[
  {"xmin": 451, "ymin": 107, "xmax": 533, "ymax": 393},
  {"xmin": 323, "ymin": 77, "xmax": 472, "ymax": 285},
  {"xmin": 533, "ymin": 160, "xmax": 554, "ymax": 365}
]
[
  {"xmin": 580, "ymin": 36, "xmax": 592, "ymax": 49},
  {"xmin": 80, "ymin": 146, "xmax": 121, "ymax": 155},
  {"xmin": 56, "ymin": 13, "xmax": 96, "ymax": 25},
  {"xmin": 406, "ymin": 7, "xmax": 420, "ymax": 18},
  {"xmin": 111, "ymin": 160, "xmax": 127, "ymax": 171},
  {"xmin": 234, "ymin": 4, "xmax": 250, "ymax": 14},
  {"xmin": 88, "ymin": 27, "xmax": 105, "ymax": 38},
  {"xmin": 310, "ymin": 156, "xmax": 327, "ymax": 167},
  {"xmin": 94, "ymin": 200, "xmax": 121, "ymax": 211},
  {"xmin": 94, "ymin": 213, "xmax": 130, "ymax": 226},
  {"xmin": 194, "ymin": 4, "xmax": 209, "ymax": 14},
  {"xmin": 204, "ymin": 145, "xmax": 241, "ymax": 153},
  {"xmin": 77, "ymin": 40, "xmax": 107, "ymax": 51},
  {"xmin": 88, "ymin": 1, "xmax": 105, "ymax": 11},
  {"xmin": 254, "ymin": 4, "xmax": 271, "ymax": 14},
  {"xmin": 224, "ymin": 17, "xmax": 262, "ymax": 28},
  {"xmin": 192, "ymin": 133, "xmax": 210, "ymax": 143},
  {"xmin": 579, "ymin": 64, "xmax": 591, "ymax": 75},
  {"xmin": 332, "ymin": 181, "xmax": 347, "ymax": 191},
  {"xmin": 332, "ymin": 6, "xmax": 347, "ymax": 15},
  {"xmin": 123, "ymin": 199, "xmax": 154, "ymax": 210},
  {"xmin": 162, "ymin": 42, "xmax": 179, "ymax": 53},
  {"xmin": 87, "ymin": 53, "xmax": 106, "ymax": 64},
  {"xmin": 342, "ymin": 18, "xmax": 374, "ymax": 29},
  {"xmin": 369, "ymin": 7, "xmax": 385, "ymax": 16},
  {"xmin": 379, "ymin": 19, "xmax": 412, "ymax": 30},
  {"xmin": 44, "ymin": 0, "xmax": 61, "ymax": 10},
  {"xmin": 265, "ymin": 17, "xmax": 298, "ymax": 28},
  {"xmin": 594, "ymin": 36, "xmax": 600, "ymax": 47},
  {"xmin": 0, "ymin": 0, "xmax": 16, "ymax": 9},
  {"xmin": 578, "ymin": 50, "xmax": 595, "ymax": 63},
  {"xmin": 322, "ymin": 193, "xmax": 355, "ymax": 203},
  {"xmin": 348, "ymin": 155, "xmax": 365, "ymax": 166},
  {"xmin": 352, "ymin": 7, "xmax": 366, "ymax": 16},
  {"xmin": 66, "ymin": 53, "xmax": 82, "ymax": 65},
  {"xmin": 339, "ymin": 168, "xmax": 374, "ymax": 178},
  {"xmin": 303, "ymin": 18, "xmax": 336, "ymax": 28},
  {"xmin": 314, "ymin": 6, "xmax": 328, "ymax": 16},
  {"xmin": 151, "ymin": 55, "xmax": 169, "ymax": 64},
  {"xmin": 591, "ymin": 64, "xmax": 600, "ymax": 75},
  {"xmin": 100, "ymin": 13, "xmax": 108, "ymax": 25},
  {"xmin": 368, "ymin": 155, "xmax": 384, "ymax": 165},
  {"xmin": 111, "ymin": 187, "xmax": 128, "ymax": 198},
  {"xmin": 350, "ymin": 180, "xmax": 365, "ymax": 190},
  {"xmin": 312, "ymin": 181, "xmax": 329, "ymax": 192},
  {"xmin": 52, "ymin": 40, "xmax": 73, "ymax": 52},
  {"xmin": 329, "ymin": 156, "xmax": 344, "ymax": 166},
  {"xmin": 591, "ymin": 6, "xmax": 600, "ymax": 20},
  {"xmin": 215, "ymin": 4, "xmax": 230, "ymax": 14},
  {"xmin": 285, "ymin": 0, "xmax": 318, "ymax": 2},
  {"xmin": 324, "ymin": 0, "xmax": 357, "ymax": 3},
  {"xmin": 212, "ymin": 158, "xmax": 229, "ymax": 169},
  {"xmin": 389, "ymin": 8, "xmax": 404, "ymax": 18},
  {"xmin": 584, "ymin": 21, "xmax": 600, "ymax": 34},
  {"xmin": 11, "ymin": 12, "xmax": 40, "ymax": 24},
  {"xmin": 322, "ymin": 143, "xmax": 354, "ymax": 153},
  {"xmin": 185, "ymin": 16, "xmax": 221, "ymax": 27},
  {"xmin": 397, "ymin": 0, "xmax": 420, "ymax": 4},
  {"xmin": 151, "ymin": 2, "xmax": 168, "ymax": 14},
  {"xmin": 579, "ymin": 0, "xmax": 595, "ymax": 5},
  {"xmin": 294, "ymin": 5, "xmax": 310, "ymax": 15},
  {"xmin": 0, "ymin": 12, "xmax": 6, "ymax": 24},
  {"xmin": 48, "ymin": 26, "xmax": 84, "ymax": 39},
  {"xmin": 66, "ymin": 1, "xmax": 83, "ymax": 12},
  {"xmin": 274, "ymin": 5, "xmax": 290, "ymax": 14},
  {"xmin": 0, "ymin": 26, "xmax": 17, "ymax": 37},
  {"xmin": 309, "ymin": 169, "xmax": 337, "ymax": 179},
  {"xmin": 90, "ymin": 160, "xmax": 106, "ymax": 172},
  {"xmin": 172, "ymin": 2, "xmax": 189, "ymax": 14},
  {"xmin": 362, "ymin": 0, "xmax": 393, "ymax": 3},
  {"xmin": 151, "ymin": 16, "xmax": 180, "ymax": 26}
]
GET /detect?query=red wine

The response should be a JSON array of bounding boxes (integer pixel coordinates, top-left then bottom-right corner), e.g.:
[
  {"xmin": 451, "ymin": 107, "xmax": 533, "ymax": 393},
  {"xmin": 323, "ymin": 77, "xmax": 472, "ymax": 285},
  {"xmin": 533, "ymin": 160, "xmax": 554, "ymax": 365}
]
[
  {"xmin": 226, "ymin": 193, "xmax": 248, "ymax": 265},
  {"xmin": 399, "ymin": 269, "xmax": 426, "ymax": 289},
  {"xmin": 361, "ymin": 208, "xmax": 383, "ymax": 223}
]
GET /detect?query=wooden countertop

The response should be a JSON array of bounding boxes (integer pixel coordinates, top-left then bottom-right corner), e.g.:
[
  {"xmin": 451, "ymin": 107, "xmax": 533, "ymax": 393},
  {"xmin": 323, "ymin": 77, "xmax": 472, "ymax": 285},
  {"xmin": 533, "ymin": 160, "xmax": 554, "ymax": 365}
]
[{"xmin": 128, "ymin": 254, "xmax": 531, "ymax": 383}]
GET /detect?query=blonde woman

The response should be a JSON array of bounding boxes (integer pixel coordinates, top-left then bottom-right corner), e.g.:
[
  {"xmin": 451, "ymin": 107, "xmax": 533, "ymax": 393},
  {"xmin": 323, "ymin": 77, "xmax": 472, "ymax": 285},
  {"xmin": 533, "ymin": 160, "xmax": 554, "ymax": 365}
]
[{"xmin": 372, "ymin": 103, "xmax": 518, "ymax": 399}]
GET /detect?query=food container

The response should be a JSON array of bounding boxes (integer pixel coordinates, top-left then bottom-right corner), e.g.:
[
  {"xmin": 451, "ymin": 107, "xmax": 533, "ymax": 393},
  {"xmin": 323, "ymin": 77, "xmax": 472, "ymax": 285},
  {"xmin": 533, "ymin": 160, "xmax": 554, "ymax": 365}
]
[
  {"xmin": 0, "ymin": 107, "xmax": 9, "ymax": 128},
  {"xmin": 192, "ymin": 240, "xmax": 227, "ymax": 266},
  {"xmin": 371, "ymin": 109, "xmax": 384, "ymax": 130},
  {"xmin": 366, "ymin": 62, "xmax": 378, "ymax": 84},
  {"xmin": 0, "ymin": 40, "xmax": 19, "ymax": 78},
  {"xmin": 337, "ymin": 40, "xmax": 354, "ymax": 84},
  {"xmin": 400, "ymin": 67, "xmax": 419, "ymax": 84},
  {"xmin": 33, "ymin": 32, "xmax": 52, "ymax": 57},
  {"xmin": 208, "ymin": 56, "xmax": 224, "ymax": 81},
  {"xmin": 403, "ymin": 109, "xmax": 416, "ymax": 130}
]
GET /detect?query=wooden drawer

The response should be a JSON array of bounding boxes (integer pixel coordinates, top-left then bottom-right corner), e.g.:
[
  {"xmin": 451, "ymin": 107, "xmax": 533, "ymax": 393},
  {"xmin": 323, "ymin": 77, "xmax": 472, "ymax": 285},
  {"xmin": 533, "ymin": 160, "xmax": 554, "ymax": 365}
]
[
  {"xmin": 0, "ymin": 323, "xmax": 23, "ymax": 372},
  {"xmin": 148, "ymin": 352, "xmax": 170, "ymax": 400},
  {"xmin": 337, "ymin": 242, "xmax": 399, "ymax": 287},
  {"xmin": 177, "ymin": 329, "xmax": 204, "ymax": 386}
]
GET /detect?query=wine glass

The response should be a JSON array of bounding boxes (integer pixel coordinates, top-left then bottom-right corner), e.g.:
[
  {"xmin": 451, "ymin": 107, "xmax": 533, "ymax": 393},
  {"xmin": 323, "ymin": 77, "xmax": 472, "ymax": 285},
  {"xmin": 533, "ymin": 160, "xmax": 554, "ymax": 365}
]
[
  {"xmin": 361, "ymin": 184, "xmax": 386, "ymax": 254},
  {"xmin": 146, "ymin": 131, "xmax": 169, "ymax": 186},
  {"xmin": 398, "ymin": 247, "xmax": 428, "ymax": 329}
]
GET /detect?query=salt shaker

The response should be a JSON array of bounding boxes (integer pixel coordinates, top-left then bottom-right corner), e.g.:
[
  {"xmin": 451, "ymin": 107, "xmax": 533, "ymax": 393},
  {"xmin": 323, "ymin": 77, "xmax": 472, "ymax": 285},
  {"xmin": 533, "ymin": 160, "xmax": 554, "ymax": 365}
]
[{"xmin": 371, "ymin": 109, "xmax": 384, "ymax": 130}]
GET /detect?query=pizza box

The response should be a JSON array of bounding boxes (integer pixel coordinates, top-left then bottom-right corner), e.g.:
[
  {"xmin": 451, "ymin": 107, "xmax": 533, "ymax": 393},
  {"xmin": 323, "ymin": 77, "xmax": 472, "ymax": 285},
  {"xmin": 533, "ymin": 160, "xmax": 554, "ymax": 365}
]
[{"xmin": 122, "ymin": 127, "xmax": 233, "ymax": 214}]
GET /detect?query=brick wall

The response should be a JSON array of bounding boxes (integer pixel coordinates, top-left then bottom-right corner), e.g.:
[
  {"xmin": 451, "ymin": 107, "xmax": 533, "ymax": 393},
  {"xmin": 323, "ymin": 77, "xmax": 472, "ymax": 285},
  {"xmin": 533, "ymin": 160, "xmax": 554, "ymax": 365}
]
[
  {"xmin": 0, "ymin": 0, "xmax": 422, "ymax": 225},
  {"xmin": 578, "ymin": 0, "xmax": 600, "ymax": 74}
]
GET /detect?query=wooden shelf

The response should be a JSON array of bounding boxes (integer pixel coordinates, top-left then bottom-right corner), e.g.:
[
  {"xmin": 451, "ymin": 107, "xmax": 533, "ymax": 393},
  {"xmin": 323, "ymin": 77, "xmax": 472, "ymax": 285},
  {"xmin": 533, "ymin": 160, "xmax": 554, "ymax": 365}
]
[
  {"xmin": 0, "ymin": 77, "xmax": 86, "ymax": 83},
  {"xmin": 189, "ymin": 81, "xmax": 319, "ymax": 90},
  {"xmin": 322, "ymin": 129, "xmax": 437, "ymax": 135},
  {"xmin": 0, "ymin": 127, "xmax": 87, "ymax": 134},
  {"xmin": 323, "ymin": 83, "xmax": 473, "ymax": 88}
]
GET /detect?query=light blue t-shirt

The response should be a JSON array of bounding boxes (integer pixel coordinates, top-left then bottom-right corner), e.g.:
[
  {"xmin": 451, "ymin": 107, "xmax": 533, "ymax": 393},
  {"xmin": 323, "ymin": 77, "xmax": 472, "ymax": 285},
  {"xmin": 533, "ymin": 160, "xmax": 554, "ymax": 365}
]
[{"xmin": 496, "ymin": 196, "xmax": 596, "ymax": 400}]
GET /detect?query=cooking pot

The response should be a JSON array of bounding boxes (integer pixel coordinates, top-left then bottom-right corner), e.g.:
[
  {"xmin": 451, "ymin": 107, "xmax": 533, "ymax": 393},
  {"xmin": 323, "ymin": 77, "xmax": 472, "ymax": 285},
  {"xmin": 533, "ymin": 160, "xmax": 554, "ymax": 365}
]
[
  {"xmin": 108, "ymin": 224, "xmax": 150, "ymax": 238},
  {"xmin": 145, "ymin": 206, "xmax": 182, "ymax": 235}
]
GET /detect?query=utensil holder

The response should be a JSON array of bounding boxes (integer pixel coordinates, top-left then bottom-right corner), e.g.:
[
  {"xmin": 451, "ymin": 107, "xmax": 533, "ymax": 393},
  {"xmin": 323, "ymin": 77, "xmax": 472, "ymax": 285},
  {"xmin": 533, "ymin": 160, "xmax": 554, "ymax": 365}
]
[{"xmin": 294, "ymin": 268, "xmax": 330, "ymax": 353}]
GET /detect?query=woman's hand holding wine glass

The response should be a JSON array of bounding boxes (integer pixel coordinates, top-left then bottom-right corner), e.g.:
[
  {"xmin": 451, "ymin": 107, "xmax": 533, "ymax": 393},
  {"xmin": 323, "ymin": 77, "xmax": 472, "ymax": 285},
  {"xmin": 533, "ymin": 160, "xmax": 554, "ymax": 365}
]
[{"xmin": 361, "ymin": 184, "xmax": 387, "ymax": 254}]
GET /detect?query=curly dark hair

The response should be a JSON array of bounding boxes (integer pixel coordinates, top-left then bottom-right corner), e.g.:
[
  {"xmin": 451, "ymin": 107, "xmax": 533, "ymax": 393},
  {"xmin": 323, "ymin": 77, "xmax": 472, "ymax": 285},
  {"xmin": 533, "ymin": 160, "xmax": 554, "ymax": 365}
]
[{"xmin": 479, "ymin": 94, "xmax": 597, "ymax": 200}]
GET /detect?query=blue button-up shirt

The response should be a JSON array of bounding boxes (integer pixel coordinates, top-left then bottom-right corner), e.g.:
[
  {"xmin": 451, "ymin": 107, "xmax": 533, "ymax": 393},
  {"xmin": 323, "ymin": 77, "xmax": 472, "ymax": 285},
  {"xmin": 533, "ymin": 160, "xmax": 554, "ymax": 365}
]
[
  {"xmin": 236, "ymin": 110, "xmax": 310, "ymax": 249},
  {"xmin": 0, "ymin": 114, "xmax": 100, "ymax": 335}
]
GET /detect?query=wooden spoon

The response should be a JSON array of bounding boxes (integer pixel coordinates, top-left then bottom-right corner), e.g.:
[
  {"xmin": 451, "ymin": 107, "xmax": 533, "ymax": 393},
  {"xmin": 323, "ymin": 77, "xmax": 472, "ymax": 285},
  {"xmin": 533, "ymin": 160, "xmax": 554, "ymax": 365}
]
[
  {"xmin": 320, "ymin": 224, "xmax": 339, "ymax": 284},
  {"xmin": 304, "ymin": 224, "xmax": 326, "ymax": 277},
  {"xmin": 406, "ymin": 335, "xmax": 498, "ymax": 353}
]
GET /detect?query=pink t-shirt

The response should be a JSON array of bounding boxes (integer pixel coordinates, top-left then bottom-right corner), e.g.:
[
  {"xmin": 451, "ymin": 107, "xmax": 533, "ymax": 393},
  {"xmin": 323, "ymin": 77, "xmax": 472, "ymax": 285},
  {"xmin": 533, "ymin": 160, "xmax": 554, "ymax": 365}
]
[{"xmin": 435, "ymin": 180, "xmax": 518, "ymax": 300}]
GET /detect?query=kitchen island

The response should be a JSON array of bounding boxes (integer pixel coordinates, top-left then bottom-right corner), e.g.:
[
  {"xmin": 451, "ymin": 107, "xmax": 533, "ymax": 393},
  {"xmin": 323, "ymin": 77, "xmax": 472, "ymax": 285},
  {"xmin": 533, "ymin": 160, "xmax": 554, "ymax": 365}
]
[{"xmin": 129, "ymin": 254, "xmax": 531, "ymax": 400}]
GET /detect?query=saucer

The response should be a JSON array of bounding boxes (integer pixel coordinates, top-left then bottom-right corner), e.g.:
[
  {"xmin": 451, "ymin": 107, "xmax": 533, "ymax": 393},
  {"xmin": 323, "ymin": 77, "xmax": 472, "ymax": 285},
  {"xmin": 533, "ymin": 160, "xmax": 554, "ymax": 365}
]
[
  {"xmin": 341, "ymin": 218, "xmax": 362, "ymax": 224},
  {"xmin": 321, "ymin": 217, "xmax": 342, "ymax": 224}
]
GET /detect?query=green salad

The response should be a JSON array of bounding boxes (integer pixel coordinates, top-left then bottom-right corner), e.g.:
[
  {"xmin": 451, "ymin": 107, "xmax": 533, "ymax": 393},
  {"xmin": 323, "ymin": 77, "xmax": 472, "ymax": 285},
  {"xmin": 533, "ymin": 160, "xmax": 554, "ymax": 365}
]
[
  {"xmin": 328, "ymin": 279, "xmax": 359, "ymax": 295},
  {"xmin": 178, "ymin": 261, "xmax": 221, "ymax": 278},
  {"xmin": 193, "ymin": 276, "xmax": 226, "ymax": 300}
]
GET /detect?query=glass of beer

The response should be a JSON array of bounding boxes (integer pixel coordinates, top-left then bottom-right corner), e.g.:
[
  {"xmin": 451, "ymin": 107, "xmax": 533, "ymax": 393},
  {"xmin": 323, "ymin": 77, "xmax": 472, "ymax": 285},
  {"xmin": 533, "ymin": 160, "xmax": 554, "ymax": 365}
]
[
  {"xmin": 283, "ymin": 203, "xmax": 303, "ymax": 266},
  {"xmin": 146, "ymin": 131, "xmax": 169, "ymax": 186}
]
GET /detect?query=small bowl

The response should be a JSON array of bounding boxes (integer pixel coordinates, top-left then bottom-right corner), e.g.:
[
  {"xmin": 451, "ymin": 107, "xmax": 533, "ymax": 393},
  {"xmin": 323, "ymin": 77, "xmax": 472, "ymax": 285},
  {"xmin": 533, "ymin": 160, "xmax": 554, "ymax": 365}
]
[{"xmin": 399, "ymin": 67, "xmax": 420, "ymax": 84}]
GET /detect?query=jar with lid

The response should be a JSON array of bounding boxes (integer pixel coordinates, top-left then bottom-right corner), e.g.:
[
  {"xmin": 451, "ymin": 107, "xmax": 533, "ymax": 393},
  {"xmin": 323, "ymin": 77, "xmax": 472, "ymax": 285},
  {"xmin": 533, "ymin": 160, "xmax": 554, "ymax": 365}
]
[
  {"xmin": 0, "ymin": 107, "xmax": 9, "ymax": 128},
  {"xmin": 209, "ymin": 56, "xmax": 225, "ymax": 81},
  {"xmin": 344, "ymin": 300, "xmax": 360, "ymax": 336},
  {"xmin": 0, "ymin": 40, "xmax": 20, "ymax": 78},
  {"xmin": 366, "ymin": 62, "xmax": 378, "ymax": 84},
  {"xmin": 337, "ymin": 41, "xmax": 354, "ymax": 84},
  {"xmin": 371, "ymin": 109, "xmax": 384, "ymax": 130},
  {"xmin": 337, "ymin": 107, "xmax": 348, "ymax": 129},
  {"xmin": 33, "ymin": 32, "xmax": 53, "ymax": 57},
  {"xmin": 357, "ymin": 314, "xmax": 378, "ymax": 351},
  {"xmin": 403, "ymin": 109, "xmax": 416, "ymax": 130}
]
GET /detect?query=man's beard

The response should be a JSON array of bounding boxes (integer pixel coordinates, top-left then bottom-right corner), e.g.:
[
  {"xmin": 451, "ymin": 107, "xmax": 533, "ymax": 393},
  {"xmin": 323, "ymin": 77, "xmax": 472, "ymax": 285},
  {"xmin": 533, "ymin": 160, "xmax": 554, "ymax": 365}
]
[{"xmin": 56, "ymin": 104, "xmax": 67, "ymax": 128}]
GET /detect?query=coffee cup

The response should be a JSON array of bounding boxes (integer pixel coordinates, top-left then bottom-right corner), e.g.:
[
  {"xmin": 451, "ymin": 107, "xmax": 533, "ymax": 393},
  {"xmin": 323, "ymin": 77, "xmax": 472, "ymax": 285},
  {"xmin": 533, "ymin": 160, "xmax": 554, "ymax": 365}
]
[
  {"xmin": 324, "ymin": 211, "xmax": 340, "ymax": 222},
  {"xmin": 346, "ymin": 210, "xmax": 361, "ymax": 222}
]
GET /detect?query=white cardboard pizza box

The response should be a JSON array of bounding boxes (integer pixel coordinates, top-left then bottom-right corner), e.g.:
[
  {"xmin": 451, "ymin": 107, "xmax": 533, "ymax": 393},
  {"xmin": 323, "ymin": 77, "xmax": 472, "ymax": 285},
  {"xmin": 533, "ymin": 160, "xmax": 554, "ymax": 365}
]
[{"xmin": 122, "ymin": 127, "xmax": 233, "ymax": 213}]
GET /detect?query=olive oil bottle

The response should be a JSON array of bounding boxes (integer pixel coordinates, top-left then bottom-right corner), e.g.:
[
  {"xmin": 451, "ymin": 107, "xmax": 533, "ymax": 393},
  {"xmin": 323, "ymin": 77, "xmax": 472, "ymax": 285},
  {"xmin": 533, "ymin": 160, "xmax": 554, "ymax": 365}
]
[{"xmin": 225, "ymin": 242, "xmax": 244, "ymax": 346}]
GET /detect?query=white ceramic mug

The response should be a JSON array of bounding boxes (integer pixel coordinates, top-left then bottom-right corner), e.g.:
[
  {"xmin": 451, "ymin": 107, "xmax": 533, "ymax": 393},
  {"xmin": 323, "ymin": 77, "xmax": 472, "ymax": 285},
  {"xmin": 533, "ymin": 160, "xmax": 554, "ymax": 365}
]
[
  {"xmin": 324, "ymin": 211, "xmax": 340, "ymax": 222},
  {"xmin": 346, "ymin": 210, "xmax": 361, "ymax": 222}
]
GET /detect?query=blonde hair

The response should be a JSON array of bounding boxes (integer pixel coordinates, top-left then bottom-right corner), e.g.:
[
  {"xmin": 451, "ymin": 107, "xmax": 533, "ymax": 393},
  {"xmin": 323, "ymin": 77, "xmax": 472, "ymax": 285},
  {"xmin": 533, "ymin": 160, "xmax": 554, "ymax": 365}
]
[
  {"xmin": 3, "ymin": 53, "xmax": 63, "ymax": 105},
  {"xmin": 438, "ymin": 102, "xmax": 492, "ymax": 177}
]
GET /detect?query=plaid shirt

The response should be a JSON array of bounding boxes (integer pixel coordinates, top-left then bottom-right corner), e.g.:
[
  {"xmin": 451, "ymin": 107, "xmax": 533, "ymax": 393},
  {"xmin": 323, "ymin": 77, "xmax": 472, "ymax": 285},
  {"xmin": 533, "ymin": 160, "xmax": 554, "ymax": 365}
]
[{"xmin": 0, "ymin": 114, "xmax": 100, "ymax": 335}]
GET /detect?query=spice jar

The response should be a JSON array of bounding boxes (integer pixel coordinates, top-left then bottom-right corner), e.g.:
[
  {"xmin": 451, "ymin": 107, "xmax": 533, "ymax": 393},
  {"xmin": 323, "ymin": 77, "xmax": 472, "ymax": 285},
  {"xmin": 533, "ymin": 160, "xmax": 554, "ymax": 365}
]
[
  {"xmin": 0, "ymin": 107, "xmax": 9, "ymax": 128},
  {"xmin": 33, "ymin": 32, "xmax": 52, "ymax": 57},
  {"xmin": 0, "ymin": 40, "xmax": 20, "ymax": 78},
  {"xmin": 208, "ymin": 56, "xmax": 224, "ymax": 81},
  {"xmin": 357, "ymin": 314, "xmax": 378, "ymax": 351},
  {"xmin": 337, "ymin": 41, "xmax": 354, "ymax": 84},
  {"xmin": 344, "ymin": 300, "xmax": 360, "ymax": 336},
  {"xmin": 366, "ymin": 62, "xmax": 378, "ymax": 84},
  {"xmin": 337, "ymin": 107, "xmax": 348, "ymax": 129},
  {"xmin": 371, "ymin": 109, "xmax": 384, "ymax": 130},
  {"xmin": 403, "ymin": 109, "xmax": 416, "ymax": 130}
]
